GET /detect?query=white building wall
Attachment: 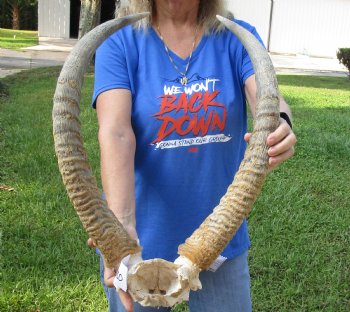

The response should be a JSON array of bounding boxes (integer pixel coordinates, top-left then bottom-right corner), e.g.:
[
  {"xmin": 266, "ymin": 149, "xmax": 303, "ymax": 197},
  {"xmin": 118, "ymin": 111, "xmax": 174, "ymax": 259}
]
[
  {"xmin": 224, "ymin": 0, "xmax": 350, "ymax": 58},
  {"xmin": 270, "ymin": 0, "xmax": 350, "ymax": 58},
  {"xmin": 224, "ymin": 0, "xmax": 272, "ymax": 46},
  {"xmin": 38, "ymin": 0, "xmax": 350, "ymax": 56},
  {"xmin": 38, "ymin": 0, "xmax": 70, "ymax": 38}
]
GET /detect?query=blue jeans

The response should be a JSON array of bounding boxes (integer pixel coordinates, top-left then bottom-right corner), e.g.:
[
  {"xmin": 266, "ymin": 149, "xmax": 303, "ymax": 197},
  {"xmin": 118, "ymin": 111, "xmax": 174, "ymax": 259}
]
[{"xmin": 99, "ymin": 250, "xmax": 252, "ymax": 312}]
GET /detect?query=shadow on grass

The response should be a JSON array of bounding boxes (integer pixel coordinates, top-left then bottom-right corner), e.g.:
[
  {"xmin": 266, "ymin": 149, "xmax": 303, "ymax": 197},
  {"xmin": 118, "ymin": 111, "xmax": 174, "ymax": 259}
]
[{"xmin": 277, "ymin": 74, "xmax": 350, "ymax": 91}]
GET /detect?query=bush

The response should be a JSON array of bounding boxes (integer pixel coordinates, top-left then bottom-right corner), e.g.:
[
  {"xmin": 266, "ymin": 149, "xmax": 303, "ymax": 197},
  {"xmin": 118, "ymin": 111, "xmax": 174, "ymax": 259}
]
[
  {"xmin": 0, "ymin": 80, "xmax": 9, "ymax": 98},
  {"xmin": 337, "ymin": 48, "xmax": 350, "ymax": 79}
]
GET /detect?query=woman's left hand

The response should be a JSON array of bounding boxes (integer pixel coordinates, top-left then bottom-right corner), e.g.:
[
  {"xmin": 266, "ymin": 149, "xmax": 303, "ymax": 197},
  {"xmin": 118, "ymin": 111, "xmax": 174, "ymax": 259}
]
[{"xmin": 244, "ymin": 118, "xmax": 297, "ymax": 171}]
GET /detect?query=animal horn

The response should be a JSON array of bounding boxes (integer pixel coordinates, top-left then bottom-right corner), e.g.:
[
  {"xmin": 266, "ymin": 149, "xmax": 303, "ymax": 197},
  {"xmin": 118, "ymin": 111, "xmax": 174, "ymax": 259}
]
[
  {"xmin": 52, "ymin": 13, "xmax": 149, "ymax": 269},
  {"xmin": 178, "ymin": 16, "xmax": 280, "ymax": 269}
]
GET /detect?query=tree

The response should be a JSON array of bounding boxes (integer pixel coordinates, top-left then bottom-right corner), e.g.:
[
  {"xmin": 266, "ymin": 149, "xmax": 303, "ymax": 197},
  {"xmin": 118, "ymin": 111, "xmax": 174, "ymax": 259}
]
[
  {"xmin": 78, "ymin": 0, "xmax": 121, "ymax": 39},
  {"xmin": 9, "ymin": 0, "xmax": 20, "ymax": 30},
  {"xmin": 78, "ymin": 0, "xmax": 102, "ymax": 39},
  {"xmin": 6, "ymin": 0, "xmax": 37, "ymax": 30}
]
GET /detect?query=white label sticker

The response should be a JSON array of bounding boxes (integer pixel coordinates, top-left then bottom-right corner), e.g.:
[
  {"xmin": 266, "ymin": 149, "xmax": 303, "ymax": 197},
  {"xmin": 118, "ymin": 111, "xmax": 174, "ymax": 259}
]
[
  {"xmin": 113, "ymin": 256, "xmax": 130, "ymax": 292},
  {"xmin": 208, "ymin": 255, "xmax": 227, "ymax": 272}
]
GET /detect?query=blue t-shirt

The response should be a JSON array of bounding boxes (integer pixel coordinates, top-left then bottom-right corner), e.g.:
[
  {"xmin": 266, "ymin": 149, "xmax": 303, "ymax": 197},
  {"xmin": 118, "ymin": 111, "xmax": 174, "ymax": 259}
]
[{"xmin": 93, "ymin": 20, "xmax": 262, "ymax": 262}]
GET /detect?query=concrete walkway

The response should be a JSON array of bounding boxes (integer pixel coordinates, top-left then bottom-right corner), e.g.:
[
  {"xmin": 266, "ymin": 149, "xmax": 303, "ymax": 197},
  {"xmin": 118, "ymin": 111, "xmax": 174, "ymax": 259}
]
[
  {"xmin": 0, "ymin": 40, "xmax": 348, "ymax": 78},
  {"xmin": 0, "ymin": 47, "xmax": 70, "ymax": 78},
  {"xmin": 272, "ymin": 53, "xmax": 347, "ymax": 77}
]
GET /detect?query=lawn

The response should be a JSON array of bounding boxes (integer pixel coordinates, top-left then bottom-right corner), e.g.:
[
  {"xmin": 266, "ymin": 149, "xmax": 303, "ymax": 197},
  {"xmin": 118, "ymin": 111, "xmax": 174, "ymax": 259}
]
[
  {"xmin": 0, "ymin": 68, "xmax": 349, "ymax": 311},
  {"xmin": 0, "ymin": 28, "xmax": 38, "ymax": 49}
]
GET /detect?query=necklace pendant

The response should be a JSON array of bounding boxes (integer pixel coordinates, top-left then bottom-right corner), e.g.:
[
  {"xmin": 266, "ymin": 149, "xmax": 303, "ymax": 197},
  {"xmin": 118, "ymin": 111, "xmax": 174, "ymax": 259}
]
[{"xmin": 181, "ymin": 76, "xmax": 188, "ymax": 86}]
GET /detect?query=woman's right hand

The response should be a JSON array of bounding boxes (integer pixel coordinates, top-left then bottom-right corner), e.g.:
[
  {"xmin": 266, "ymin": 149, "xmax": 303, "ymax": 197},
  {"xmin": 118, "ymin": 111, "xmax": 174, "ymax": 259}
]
[
  {"xmin": 87, "ymin": 224, "xmax": 139, "ymax": 312},
  {"xmin": 103, "ymin": 260, "xmax": 135, "ymax": 312}
]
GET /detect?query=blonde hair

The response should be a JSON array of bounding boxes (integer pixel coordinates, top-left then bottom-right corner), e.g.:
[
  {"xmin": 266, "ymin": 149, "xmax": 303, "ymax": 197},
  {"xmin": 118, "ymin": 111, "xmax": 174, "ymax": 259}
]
[{"xmin": 116, "ymin": 0, "xmax": 230, "ymax": 33}]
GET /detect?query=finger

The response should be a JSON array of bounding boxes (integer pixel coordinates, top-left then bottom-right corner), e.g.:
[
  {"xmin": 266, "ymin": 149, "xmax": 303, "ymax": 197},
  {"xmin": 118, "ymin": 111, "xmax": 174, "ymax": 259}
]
[
  {"xmin": 103, "ymin": 260, "xmax": 117, "ymax": 288},
  {"xmin": 267, "ymin": 120, "xmax": 291, "ymax": 146},
  {"xmin": 118, "ymin": 289, "xmax": 134, "ymax": 312},
  {"xmin": 87, "ymin": 238, "xmax": 96, "ymax": 248},
  {"xmin": 104, "ymin": 274, "xmax": 115, "ymax": 288},
  {"xmin": 268, "ymin": 132, "xmax": 297, "ymax": 157},
  {"xmin": 268, "ymin": 147, "xmax": 295, "ymax": 170},
  {"xmin": 244, "ymin": 132, "xmax": 252, "ymax": 143}
]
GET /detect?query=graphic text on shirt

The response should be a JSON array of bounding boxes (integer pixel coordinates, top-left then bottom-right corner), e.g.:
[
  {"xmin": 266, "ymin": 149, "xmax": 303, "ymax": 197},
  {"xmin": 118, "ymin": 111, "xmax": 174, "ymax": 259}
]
[{"xmin": 151, "ymin": 76, "xmax": 232, "ymax": 150}]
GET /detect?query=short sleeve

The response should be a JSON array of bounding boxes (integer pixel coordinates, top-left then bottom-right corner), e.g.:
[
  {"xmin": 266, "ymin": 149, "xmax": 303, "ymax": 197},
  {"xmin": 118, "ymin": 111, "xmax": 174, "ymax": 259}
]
[
  {"xmin": 92, "ymin": 33, "xmax": 131, "ymax": 108},
  {"xmin": 241, "ymin": 25, "xmax": 265, "ymax": 83}
]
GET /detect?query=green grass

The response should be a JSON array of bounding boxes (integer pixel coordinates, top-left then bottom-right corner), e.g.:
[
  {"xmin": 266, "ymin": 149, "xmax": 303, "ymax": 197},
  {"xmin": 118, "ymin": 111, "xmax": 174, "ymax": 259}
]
[
  {"xmin": 0, "ymin": 28, "xmax": 38, "ymax": 49},
  {"xmin": 0, "ymin": 69, "xmax": 349, "ymax": 311}
]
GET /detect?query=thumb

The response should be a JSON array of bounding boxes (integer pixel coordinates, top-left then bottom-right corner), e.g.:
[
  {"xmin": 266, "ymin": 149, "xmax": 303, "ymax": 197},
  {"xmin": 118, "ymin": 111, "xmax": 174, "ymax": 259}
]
[
  {"xmin": 244, "ymin": 132, "xmax": 252, "ymax": 143},
  {"xmin": 87, "ymin": 238, "xmax": 96, "ymax": 248}
]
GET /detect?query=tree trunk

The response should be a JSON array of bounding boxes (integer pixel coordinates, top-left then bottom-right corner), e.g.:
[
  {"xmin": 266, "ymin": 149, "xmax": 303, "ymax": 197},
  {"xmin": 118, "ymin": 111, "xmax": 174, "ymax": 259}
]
[
  {"xmin": 78, "ymin": 0, "xmax": 102, "ymax": 39},
  {"xmin": 11, "ymin": 0, "xmax": 20, "ymax": 30}
]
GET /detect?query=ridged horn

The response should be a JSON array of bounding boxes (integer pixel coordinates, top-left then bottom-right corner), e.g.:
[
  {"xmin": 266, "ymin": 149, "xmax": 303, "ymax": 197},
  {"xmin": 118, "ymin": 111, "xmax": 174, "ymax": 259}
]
[
  {"xmin": 52, "ymin": 13, "xmax": 149, "ymax": 269},
  {"xmin": 178, "ymin": 16, "xmax": 280, "ymax": 270}
]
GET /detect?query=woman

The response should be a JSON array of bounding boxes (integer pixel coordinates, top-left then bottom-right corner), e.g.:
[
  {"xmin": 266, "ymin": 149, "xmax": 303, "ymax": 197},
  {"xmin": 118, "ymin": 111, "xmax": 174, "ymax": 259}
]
[{"xmin": 92, "ymin": 0, "xmax": 296, "ymax": 311}]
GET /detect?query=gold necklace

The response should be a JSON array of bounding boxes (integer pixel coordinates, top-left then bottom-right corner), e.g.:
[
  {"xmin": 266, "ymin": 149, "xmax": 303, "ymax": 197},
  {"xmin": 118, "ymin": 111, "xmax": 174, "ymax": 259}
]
[{"xmin": 156, "ymin": 24, "xmax": 198, "ymax": 86}]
